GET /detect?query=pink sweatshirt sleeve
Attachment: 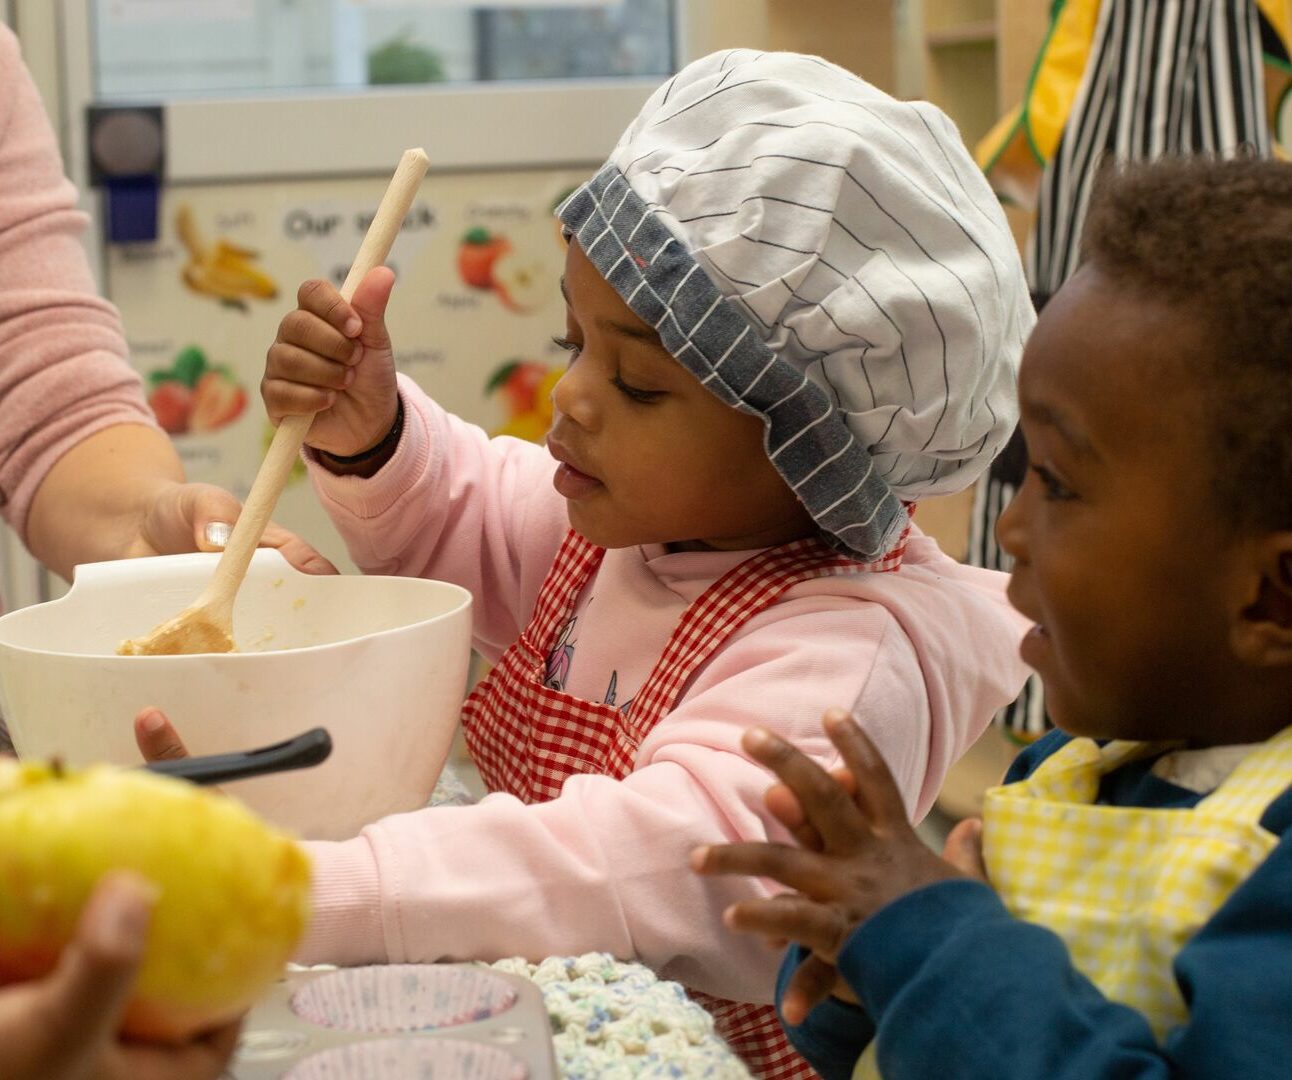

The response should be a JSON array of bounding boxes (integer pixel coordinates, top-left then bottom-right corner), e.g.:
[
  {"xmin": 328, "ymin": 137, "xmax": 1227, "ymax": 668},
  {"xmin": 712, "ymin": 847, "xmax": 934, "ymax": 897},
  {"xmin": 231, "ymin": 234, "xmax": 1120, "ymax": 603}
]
[
  {"xmin": 0, "ymin": 26, "xmax": 157, "ymax": 543},
  {"xmin": 305, "ymin": 376, "xmax": 570, "ymax": 658},
  {"xmin": 299, "ymin": 577, "xmax": 1027, "ymax": 1003}
]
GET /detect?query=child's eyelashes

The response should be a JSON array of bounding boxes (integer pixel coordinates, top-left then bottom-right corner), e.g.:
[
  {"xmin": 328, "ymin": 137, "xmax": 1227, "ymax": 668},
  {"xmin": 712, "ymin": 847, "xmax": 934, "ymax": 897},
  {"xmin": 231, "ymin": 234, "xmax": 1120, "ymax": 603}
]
[
  {"xmin": 1030, "ymin": 463, "xmax": 1078, "ymax": 501},
  {"xmin": 551, "ymin": 334, "xmax": 662, "ymax": 403},
  {"xmin": 611, "ymin": 374, "xmax": 664, "ymax": 404},
  {"xmin": 551, "ymin": 335, "xmax": 582, "ymax": 361}
]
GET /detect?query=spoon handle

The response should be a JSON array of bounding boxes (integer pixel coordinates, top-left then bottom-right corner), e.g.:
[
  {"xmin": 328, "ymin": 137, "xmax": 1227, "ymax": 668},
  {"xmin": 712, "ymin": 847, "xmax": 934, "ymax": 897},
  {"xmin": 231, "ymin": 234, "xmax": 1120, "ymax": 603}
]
[
  {"xmin": 144, "ymin": 726, "xmax": 333, "ymax": 786},
  {"xmin": 203, "ymin": 148, "xmax": 431, "ymax": 612}
]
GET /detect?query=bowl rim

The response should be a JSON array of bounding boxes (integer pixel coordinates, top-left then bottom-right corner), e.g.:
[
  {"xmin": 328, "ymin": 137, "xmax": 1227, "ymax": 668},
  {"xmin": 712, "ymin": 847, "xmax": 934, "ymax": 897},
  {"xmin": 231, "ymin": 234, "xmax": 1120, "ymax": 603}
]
[{"xmin": 0, "ymin": 553, "xmax": 474, "ymax": 662}]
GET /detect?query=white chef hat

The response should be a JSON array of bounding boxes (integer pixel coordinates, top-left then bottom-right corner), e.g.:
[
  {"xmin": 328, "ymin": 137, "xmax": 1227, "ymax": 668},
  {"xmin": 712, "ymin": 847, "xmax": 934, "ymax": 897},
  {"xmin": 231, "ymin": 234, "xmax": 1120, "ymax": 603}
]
[{"xmin": 558, "ymin": 50, "xmax": 1033, "ymax": 561}]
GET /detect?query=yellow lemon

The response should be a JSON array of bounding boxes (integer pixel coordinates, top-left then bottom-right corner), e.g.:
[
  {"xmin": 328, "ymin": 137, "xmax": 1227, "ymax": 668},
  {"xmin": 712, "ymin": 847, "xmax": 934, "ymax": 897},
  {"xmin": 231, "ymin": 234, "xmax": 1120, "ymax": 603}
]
[{"xmin": 0, "ymin": 759, "xmax": 310, "ymax": 1040}]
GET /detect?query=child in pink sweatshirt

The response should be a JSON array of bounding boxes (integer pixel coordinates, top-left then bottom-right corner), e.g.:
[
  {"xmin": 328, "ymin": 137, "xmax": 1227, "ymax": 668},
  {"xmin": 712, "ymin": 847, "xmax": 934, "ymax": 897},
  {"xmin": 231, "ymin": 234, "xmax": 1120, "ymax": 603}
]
[{"xmin": 257, "ymin": 51, "xmax": 1032, "ymax": 1078}]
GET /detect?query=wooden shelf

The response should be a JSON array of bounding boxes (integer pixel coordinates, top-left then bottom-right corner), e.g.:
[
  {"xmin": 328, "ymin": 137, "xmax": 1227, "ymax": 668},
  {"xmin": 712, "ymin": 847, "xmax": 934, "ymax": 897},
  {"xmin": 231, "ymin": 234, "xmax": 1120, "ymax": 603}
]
[
  {"xmin": 915, "ymin": 0, "xmax": 1051, "ymax": 250},
  {"xmin": 925, "ymin": 20, "xmax": 997, "ymax": 48},
  {"xmin": 767, "ymin": 0, "xmax": 898, "ymax": 94}
]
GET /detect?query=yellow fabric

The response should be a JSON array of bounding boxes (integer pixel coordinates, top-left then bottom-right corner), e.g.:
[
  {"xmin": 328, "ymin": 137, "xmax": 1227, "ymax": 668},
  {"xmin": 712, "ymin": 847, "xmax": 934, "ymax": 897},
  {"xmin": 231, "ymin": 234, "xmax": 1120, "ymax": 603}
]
[
  {"xmin": 981, "ymin": 726, "xmax": 1292, "ymax": 1039},
  {"xmin": 854, "ymin": 726, "xmax": 1292, "ymax": 1078},
  {"xmin": 1262, "ymin": 0, "xmax": 1291, "ymax": 41},
  {"xmin": 976, "ymin": 0, "xmax": 1292, "ymax": 203},
  {"xmin": 854, "ymin": 1044, "xmax": 878, "ymax": 1079},
  {"xmin": 974, "ymin": 0, "xmax": 1104, "ymax": 207},
  {"xmin": 976, "ymin": 0, "xmax": 1100, "ymax": 206},
  {"xmin": 1267, "ymin": 0, "xmax": 1292, "ymax": 154}
]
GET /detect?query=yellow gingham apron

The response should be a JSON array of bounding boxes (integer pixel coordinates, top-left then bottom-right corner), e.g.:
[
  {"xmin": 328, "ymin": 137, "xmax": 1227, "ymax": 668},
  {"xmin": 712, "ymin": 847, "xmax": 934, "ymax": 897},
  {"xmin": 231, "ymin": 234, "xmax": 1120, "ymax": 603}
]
[{"xmin": 853, "ymin": 725, "xmax": 1292, "ymax": 1078}]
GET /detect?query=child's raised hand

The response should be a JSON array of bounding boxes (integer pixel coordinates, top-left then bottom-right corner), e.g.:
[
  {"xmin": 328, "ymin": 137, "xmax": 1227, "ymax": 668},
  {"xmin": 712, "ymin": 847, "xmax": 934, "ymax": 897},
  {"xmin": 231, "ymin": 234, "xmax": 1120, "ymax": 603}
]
[
  {"xmin": 691, "ymin": 709, "xmax": 965, "ymax": 1021},
  {"xmin": 263, "ymin": 267, "xmax": 399, "ymax": 458}
]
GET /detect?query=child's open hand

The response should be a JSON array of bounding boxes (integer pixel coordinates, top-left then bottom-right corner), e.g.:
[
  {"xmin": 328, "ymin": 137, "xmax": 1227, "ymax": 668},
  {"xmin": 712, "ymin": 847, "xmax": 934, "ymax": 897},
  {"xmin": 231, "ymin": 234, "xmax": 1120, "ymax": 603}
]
[
  {"xmin": 691, "ymin": 709, "xmax": 965, "ymax": 1022},
  {"xmin": 263, "ymin": 267, "xmax": 399, "ymax": 459}
]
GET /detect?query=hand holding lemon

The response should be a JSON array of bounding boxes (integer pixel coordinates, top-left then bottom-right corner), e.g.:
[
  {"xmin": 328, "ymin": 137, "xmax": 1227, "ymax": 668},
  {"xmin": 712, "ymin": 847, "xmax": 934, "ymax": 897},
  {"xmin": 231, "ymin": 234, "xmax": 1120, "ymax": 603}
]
[{"xmin": 0, "ymin": 755, "xmax": 311, "ymax": 1058}]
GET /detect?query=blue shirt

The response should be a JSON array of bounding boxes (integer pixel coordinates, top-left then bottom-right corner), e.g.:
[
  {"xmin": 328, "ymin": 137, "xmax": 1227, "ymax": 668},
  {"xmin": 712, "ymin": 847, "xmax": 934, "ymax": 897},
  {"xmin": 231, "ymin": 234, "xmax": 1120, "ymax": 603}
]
[{"xmin": 776, "ymin": 730, "xmax": 1292, "ymax": 1079}]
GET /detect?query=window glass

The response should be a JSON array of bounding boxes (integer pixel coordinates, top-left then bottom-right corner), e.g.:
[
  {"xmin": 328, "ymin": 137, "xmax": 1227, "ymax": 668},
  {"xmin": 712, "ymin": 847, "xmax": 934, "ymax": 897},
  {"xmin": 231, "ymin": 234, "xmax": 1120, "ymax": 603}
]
[{"xmin": 91, "ymin": 0, "xmax": 675, "ymax": 98}]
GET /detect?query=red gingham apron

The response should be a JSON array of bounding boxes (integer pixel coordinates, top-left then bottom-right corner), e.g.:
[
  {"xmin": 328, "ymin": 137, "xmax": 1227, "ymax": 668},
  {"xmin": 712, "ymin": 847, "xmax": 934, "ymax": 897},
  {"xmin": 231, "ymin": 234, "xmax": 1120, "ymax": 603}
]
[{"xmin": 463, "ymin": 528, "xmax": 903, "ymax": 1079}]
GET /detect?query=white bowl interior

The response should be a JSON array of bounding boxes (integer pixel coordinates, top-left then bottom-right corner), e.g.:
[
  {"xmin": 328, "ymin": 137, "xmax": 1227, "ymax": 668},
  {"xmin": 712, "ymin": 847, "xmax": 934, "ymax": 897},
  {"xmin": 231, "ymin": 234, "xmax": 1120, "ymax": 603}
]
[{"xmin": 0, "ymin": 550, "xmax": 459, "ymax": 656}]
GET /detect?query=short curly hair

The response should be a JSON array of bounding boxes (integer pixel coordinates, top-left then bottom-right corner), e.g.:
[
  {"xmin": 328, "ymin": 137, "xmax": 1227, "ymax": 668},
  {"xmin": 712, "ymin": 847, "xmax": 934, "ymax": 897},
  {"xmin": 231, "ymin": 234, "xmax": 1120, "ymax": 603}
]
[{"xmin": 1081, "ymin": 157, "xmax": 1292, "ymax": 531}]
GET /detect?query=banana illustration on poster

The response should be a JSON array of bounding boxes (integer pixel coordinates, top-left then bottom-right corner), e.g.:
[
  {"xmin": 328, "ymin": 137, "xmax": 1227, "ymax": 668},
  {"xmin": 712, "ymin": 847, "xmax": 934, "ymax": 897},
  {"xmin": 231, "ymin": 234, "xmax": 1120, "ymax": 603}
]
[{"xmin": 103, "ymin": 167, "xmax": 588, "ymax": 572}]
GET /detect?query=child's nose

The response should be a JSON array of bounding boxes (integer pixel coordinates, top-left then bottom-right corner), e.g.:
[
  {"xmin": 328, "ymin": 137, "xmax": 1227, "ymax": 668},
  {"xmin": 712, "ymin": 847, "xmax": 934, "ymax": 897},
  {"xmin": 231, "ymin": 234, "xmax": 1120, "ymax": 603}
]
[
  {"xmin": 995, "ymin": 488, "xmax": 1028, "ymax": 564},
  {"xmin": 550, "ymin": 364, "xmax": 597, "ymax": 430}
]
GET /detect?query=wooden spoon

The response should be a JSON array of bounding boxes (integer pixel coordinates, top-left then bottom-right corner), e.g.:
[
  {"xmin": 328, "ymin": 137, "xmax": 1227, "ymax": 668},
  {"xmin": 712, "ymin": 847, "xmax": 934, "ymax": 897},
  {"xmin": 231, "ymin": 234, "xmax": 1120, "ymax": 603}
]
[{"xmin": 119, "ymin": 148, "xmax": 430, "ymax": 656}]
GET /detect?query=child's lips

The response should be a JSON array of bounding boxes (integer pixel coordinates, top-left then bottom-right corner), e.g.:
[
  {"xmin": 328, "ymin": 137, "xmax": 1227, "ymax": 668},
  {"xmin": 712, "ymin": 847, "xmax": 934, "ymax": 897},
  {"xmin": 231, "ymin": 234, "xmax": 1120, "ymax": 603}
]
[
  {"xmin": 547, "ymin": 438, "xmax": 604, "ymax": 500},
  {"xmin": 553, "ymin": 462, "xmax": 604, "ymax": 500}
]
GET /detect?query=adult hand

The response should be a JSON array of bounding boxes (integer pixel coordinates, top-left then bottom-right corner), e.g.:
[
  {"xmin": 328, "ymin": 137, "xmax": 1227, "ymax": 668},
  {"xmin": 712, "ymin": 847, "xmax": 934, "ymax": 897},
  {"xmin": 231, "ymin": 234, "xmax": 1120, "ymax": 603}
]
[
  {"xmin": 263, "ymin": 269, "xmax": 399, "ymax": 458},
  {"xmin": 0, "ymin": 871, "xmax": 241, "ymax": 1080},
  {"xmin": 692, "ymin": 709, "xmax": 964, "ymax": 1023},
  {"xmin": 123, "ymin": 480, "xmax": 337, "ymax": 575}
]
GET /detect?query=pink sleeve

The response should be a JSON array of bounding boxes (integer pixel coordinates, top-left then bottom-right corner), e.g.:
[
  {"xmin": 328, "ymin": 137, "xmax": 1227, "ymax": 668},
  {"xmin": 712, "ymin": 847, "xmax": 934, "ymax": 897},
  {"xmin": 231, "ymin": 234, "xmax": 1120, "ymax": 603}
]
[
  {"xmin": 0, "ymin": 27, "xmax": 157, "ymax": 542},
  {"xmin": 305, "ymin": 375, "xmax": 571, "ymax": 658},
  {"xmin": 298, "ymin": 598, "xmax": 994, "ymax": 1003}
]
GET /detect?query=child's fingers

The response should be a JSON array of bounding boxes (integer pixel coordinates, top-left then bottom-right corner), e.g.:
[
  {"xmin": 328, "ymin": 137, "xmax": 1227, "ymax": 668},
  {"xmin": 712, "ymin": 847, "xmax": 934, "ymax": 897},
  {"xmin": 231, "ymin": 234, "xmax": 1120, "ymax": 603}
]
[
  {"xmin": 766, "ymin": 769, "xmax": 854, "ymax": 851},
  {"xmin": 266, "ymin": 343, "xmax": 354, "ymax": 393},
  {"xmin": 941, "ymin": 818, "xmax": 988, "ymax": 882},
  {"xmin": 33, "ymin": 871, "xmax": 157, "ymax": 1058},
  {"xmin": 691, "ymin": 842, "xmax": 838, "ymax": 898},
  {"xmin": 822, "ymin": 710, "xmax": 909, "ymax": 830},
  {"xmin": 780, "ymin": 952, "xmax": 839, "ymax": 1027},
  {"xmin": 764, "ymin": 782, "xmax": 805, "ymax": 829},
  {"xmin": 260, "ymin": 376, "xmax": 336, "ymax": 424},
  {"xmin": 122, "ymin": 1018, "xmax": 244, "ymax": 1080},
  {"xmin": 742, "ymin": 727, "xmax": 863, "ymax": 852},
  {"xmin": 790, "ymin": 824, "xmax": 825, "ymax": 852},
  {"xmin": 764, "ymin": 784, "xmax": 825, "ymax": 852},
  {"xmin": 134, "ymin": 708, "xmax": 190, "ymax": 763},
  {"xmin": 275, "ymin": 309, "xmax": 357, "ymax": 365},
  {"xmin": 296, "ymin": 278, "xmax": 362, "ymax": 337},
  {"xmin": 831, "ymin": 766, "xmax": 858, "ymax": 796},
  {"xmin": 721, "ymin": 894, "xmax": 849, "ymax": 960}
]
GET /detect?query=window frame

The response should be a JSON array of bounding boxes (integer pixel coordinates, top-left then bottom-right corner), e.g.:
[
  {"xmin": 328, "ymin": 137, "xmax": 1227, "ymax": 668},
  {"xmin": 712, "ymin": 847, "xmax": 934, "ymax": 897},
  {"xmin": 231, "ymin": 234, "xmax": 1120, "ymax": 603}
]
[{"xmin": 59, "ymin": 0, "xmax": 677, "ymax": 186}]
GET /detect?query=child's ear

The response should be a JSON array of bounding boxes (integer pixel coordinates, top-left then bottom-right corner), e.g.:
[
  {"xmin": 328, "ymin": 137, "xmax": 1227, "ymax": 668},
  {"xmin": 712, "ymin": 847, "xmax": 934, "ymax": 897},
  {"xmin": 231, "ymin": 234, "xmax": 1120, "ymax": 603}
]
[{"xmin": 1232, "ymin": 534, "xmax": 1292, "ymax": 667}]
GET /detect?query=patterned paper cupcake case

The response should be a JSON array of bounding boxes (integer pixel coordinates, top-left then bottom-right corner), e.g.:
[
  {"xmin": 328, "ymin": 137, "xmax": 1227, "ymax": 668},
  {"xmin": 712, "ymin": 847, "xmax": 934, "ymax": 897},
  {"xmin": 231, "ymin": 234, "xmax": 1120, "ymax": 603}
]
[
  {"xmin": 290, "ymin": 965, "xmax": 519, "ymax": 1033},
  {"xmin": 283, "ymin": 1037, "xmax": 529, "ymax": 1080},
  {"xmin": 234, "ymin": 964, "xmax": 554, "ymax": 1078}
]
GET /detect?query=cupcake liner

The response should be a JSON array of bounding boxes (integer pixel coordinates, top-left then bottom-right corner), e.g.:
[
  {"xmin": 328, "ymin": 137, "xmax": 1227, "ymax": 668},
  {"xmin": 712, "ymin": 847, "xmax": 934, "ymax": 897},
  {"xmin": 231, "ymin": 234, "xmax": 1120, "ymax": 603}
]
[
  {"xmin": 291, "ymin": 965, "xmax": 518, "ymax": 1033},
  {"xmin": 283, "ymin": 1037, "xmax": 528, "ymax": 1080}
]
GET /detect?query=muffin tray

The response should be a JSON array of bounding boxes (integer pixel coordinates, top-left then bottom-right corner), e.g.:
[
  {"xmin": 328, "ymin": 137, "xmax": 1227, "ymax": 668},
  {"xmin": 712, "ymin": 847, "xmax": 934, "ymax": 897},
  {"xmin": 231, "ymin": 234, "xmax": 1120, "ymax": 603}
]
[{"xmin": 229, "ymin": 964, "xmax": 557, "ymax": 1079}]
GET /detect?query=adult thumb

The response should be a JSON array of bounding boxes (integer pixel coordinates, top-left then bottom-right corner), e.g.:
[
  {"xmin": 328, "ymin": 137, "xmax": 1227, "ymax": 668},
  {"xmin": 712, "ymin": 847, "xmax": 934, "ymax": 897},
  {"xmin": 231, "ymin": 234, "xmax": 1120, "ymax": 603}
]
[
  {"xmin": 348, "ymin": 265, "xmax": 396, "ymax": 351},
  {"xmin": 183, "ymin": 484, "xmax": 241, "ymax": 554},
  {"xmin": 36, "ymin": 872, "xmax": 158, "ymax": 1052}
]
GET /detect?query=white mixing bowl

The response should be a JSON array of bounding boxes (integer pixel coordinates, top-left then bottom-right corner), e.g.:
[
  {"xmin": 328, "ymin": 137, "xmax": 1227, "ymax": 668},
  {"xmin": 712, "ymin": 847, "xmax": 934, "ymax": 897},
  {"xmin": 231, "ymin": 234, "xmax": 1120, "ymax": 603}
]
[{"xmin": 0, "ymin": 549, "xmax": 472, "ymax": 840}]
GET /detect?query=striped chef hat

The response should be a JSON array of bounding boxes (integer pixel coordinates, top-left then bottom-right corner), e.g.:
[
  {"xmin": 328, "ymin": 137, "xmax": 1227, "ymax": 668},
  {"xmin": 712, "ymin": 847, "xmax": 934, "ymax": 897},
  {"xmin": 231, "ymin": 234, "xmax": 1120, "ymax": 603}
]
[{"xmin": 558, "ymin": 50, "xmax": 1034, "ymax": 561}]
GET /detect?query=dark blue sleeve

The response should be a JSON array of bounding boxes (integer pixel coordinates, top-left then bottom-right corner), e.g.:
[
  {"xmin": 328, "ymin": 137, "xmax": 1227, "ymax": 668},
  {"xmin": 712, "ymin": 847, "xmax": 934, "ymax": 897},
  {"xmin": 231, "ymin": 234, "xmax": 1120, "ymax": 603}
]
[
  {"xmin": 1160, "ymin": 823, "xmax": 1292, "ymax": 1071},
  {"xmin": 829, "ymin": 834, "xmax": 1292, "ymax": 1080},
  {"xmin": 774, "ymin": 945, "xmax": 875, "ymax": 1080}
]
